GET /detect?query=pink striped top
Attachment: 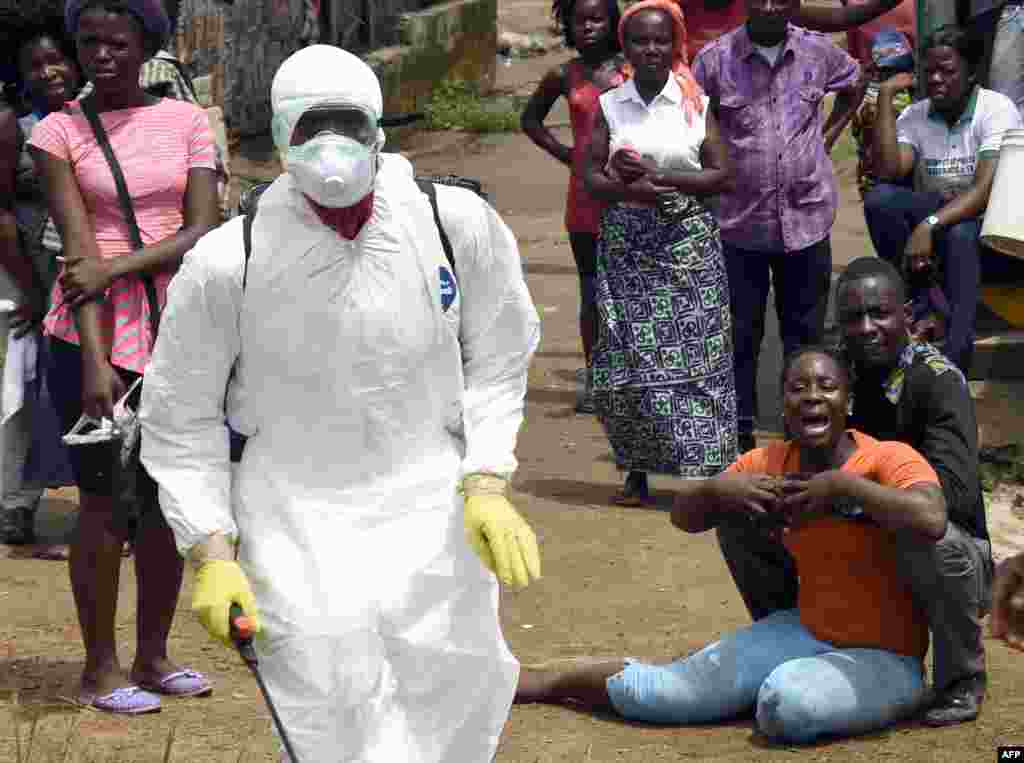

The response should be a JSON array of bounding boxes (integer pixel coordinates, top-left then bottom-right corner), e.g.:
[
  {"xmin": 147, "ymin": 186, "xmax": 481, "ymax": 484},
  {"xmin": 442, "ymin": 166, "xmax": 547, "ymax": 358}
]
[{"xmin": 29, "ymin": 98, "xmax": 216, "ymax": 373}]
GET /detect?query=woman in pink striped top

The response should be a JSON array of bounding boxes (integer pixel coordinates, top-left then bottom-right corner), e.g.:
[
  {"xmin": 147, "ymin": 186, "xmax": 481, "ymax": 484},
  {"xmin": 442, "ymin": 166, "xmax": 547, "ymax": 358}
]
[{"xmin": 28, "ymin": 0, "xmax": 220, "ymax": 715}]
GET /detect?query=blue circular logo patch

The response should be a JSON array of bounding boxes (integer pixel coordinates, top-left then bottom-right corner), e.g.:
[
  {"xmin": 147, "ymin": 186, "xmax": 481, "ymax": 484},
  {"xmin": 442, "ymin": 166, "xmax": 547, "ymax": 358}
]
[{"xmin": 440, "ymin": 266, "xmax": 457, "ymax": 312}]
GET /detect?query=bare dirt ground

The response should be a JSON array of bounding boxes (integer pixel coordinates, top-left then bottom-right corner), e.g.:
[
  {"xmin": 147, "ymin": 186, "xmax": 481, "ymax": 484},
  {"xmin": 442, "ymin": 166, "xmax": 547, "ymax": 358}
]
[{"xmin": 2, "ymin": 2, "xmax": 1024, "ymax": 760}]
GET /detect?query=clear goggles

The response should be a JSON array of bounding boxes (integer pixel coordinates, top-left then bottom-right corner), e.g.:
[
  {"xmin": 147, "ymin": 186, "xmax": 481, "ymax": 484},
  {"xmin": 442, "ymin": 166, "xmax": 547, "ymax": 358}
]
[{"xmin": 273, "ymin": 101, "xmax": 380, "ymax": 150}]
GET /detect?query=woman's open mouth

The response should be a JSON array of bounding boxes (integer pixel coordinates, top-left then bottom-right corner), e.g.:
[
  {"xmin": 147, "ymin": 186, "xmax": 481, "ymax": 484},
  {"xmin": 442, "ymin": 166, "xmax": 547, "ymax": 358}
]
[{"xmin": 800, "ymin": 414, "xmax": 831, "ymax": 437}]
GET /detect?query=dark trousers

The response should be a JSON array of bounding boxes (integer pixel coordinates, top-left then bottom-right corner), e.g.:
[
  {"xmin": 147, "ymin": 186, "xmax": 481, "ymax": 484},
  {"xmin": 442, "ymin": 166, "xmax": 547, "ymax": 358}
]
[
  {"xmin": 723, "ymin": 239, "xmax": 832, "ymax": 437},
  {"xmin": 863, "ymin": 184, "xmax": 982, "ymax": 373},
  {"xmin": 716, "ymin": 519, "xmax": 992, "ymax": 690}
]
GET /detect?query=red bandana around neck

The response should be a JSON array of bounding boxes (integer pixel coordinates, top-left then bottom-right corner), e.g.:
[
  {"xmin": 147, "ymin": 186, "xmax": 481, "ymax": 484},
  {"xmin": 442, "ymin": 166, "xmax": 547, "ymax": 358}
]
[{"xmin": 307, "ymin": 192, "xmax": 375, "ymax": 240}]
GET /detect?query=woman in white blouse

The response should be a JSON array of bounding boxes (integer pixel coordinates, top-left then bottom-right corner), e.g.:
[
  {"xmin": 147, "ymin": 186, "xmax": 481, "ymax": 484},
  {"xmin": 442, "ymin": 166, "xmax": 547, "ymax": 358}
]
[{"xmin": 582, "ymin": 0, "xmax": 736, "ymax": 504}]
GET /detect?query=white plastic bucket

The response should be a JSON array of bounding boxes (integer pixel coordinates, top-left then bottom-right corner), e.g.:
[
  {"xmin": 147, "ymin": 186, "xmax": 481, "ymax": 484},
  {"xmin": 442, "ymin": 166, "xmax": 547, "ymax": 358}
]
[{"xmin": 981, "ymin": 128, "xmax": 1024, "ymax": 258}]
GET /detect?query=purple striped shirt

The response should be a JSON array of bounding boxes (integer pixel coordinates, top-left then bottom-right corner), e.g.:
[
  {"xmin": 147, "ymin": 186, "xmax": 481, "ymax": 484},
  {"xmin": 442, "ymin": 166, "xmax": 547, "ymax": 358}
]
[{"xmin": 693, "ymin": 25, "xmax": 860, "ymax": 252}]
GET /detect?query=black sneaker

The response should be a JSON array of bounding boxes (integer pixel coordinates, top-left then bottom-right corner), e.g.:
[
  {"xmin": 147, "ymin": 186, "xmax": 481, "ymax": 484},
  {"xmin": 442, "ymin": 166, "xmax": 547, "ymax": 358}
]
[{"xmin": 922, "ymin": 673, "xmax": 986, "ymax": 727}]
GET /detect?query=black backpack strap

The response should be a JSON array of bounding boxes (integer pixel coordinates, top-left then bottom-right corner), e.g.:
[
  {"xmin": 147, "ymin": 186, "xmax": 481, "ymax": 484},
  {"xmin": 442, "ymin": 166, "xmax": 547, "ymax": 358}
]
[
  {"xmin": 80, "ymin": 97, "xmax": 161, "ymax": 338},
  {"xmin": 164, "ymin": 56, "xmax": 200, "ymax": 102},
  {"xmin": 238, "ymin": 181, "xmax": 272, "ymax": 292},
  {"xmin": 231, "ymin": 205, "xmax": 257, "ymax": 464},
  {"xmin": 242, "ymin": 211, "xmax": 254, "ymax": 291},
  {"xmin": 416, "ymin": 179, "xmax": 456, "ymax": 275}
]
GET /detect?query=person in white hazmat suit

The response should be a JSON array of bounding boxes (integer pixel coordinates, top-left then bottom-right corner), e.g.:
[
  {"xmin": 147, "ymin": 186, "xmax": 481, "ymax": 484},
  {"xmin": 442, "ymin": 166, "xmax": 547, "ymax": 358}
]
[{"xmin": 138, "ymin": 45, "xmax": 542, "ymax": 763}]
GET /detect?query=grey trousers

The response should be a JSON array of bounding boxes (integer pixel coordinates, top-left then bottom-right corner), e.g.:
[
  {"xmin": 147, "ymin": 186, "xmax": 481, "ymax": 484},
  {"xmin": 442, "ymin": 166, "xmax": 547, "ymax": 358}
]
[
  {"xmin": 716, "ymin": 519, "xmax": 993, "ymax": 690},
  {"xmin": 0, "ymin": 314, "xmax": 45, "ymax": 512}
]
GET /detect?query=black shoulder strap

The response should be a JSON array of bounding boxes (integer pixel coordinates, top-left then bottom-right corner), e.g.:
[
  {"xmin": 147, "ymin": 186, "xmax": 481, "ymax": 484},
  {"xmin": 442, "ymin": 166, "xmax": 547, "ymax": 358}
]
[
  {"xmin": 80, "ymin": 97, "xmax": 161, "ymax": 338},
  {"xmin": 163, "ymin": 56, "xmax": 200, "ymax": 102},
  {"xmin": 238, "ymin": 181, "xmax": 273, "ymax": 292},
  {"xmin": 242, "ymin": 211, "xmax": 254, "ymax": 291},
  {"xmin": 416, "ymin": 179, "xmax": 456, "ymax": 274}
]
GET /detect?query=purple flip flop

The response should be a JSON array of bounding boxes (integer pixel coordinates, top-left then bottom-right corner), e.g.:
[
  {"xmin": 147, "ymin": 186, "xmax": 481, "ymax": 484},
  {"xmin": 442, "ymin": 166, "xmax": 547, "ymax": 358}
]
[
  {"xmin": 87, "ymin": 686, "xmax": 162, "ymax": 715},
  {"xmin": 138, "ymin": 669, "xmax": 213, "ymax": 698}
]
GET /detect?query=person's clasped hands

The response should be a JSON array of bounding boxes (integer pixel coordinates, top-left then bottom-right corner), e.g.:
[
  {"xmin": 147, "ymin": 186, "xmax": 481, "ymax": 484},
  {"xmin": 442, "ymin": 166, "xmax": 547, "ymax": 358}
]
[
  {"xmin": 59, "ymin": 254, "xmax": 116, "ymax": 308},
  {"xmin": 703, "ymin": 471, "xmax": 842, "ymax": 537},
  {"xmin": 610, "ymin": 147, "xmax": 674, "ymax": 202}
]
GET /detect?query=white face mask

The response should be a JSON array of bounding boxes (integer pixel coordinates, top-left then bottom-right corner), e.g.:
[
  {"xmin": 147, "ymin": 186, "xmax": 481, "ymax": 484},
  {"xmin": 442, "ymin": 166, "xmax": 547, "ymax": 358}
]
[{"xmin": 286, "ymin": 133, "xmax": 377, "ymax": 208}]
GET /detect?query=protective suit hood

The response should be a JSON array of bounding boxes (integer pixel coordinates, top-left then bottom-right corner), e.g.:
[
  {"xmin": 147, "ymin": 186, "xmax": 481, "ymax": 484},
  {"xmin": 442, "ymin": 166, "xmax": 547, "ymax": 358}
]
[{"xmin": 271, "ymin": 45, "xmax": 385, "ymax": 156}]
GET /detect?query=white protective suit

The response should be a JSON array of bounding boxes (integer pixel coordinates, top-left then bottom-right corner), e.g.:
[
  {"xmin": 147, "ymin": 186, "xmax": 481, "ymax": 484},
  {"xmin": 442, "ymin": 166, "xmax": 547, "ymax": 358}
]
[{"xmin": 140, "ymin": 49, "xmax": 541, "ymax": 763}]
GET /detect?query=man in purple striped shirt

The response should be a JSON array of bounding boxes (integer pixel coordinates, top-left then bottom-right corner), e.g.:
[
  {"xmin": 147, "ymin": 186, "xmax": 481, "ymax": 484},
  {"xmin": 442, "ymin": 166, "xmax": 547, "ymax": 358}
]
[{"xmin": 693, "ymin": 0, "xmax": 860, "ymax": 453}]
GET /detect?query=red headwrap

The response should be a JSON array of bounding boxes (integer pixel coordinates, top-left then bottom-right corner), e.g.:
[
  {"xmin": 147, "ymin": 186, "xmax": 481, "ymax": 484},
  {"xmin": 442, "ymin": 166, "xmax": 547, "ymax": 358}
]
[{"xmin": 618, "ymin": 0, "xmax": 706, "ymax": 126}]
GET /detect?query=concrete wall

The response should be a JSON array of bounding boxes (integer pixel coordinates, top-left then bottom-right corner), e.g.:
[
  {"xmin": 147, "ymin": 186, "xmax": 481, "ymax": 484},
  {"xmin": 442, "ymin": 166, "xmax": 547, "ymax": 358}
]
[
  {"xmin": 173, "ymin": 0, "xmax": 497, "ymax": 134},
  {"xmin": 368, "ymin": 0, "xmax": 498, "ymax": 116}
]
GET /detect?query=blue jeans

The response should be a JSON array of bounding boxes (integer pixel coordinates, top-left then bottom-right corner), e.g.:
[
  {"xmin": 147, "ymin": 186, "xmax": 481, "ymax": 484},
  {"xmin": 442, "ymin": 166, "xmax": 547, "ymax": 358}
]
[
  {"xmin": 723, "ymin": 240, "xmax": 832, "ymax": 437},
  {"xmin": 863, "ymin": 184, "xmax": 981, "ymax": 372},
  {"xmin": 606, "ymin": 610, "xmax": 926, "ymax": 744}
]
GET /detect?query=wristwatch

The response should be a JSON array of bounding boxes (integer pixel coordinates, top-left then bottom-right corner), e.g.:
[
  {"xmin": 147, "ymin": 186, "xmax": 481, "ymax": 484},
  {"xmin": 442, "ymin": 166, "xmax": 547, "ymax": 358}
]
[{"xmin": 925, "ymin": 214, "xmax": 940, "ymax": 228}]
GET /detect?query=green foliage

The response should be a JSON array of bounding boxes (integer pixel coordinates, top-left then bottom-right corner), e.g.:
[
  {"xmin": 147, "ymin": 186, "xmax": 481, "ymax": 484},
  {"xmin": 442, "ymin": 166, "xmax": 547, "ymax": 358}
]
[
  {"xmin": 830, "ymin": 126, "xmax": 858, "ymax": 168},
  {"xmin": 424, "ymin": 79, "xmax": 524, "ymax": 133},
  {"xmin": 979, "ymin": 441, "xmax": 1024, "ymax": 492}
]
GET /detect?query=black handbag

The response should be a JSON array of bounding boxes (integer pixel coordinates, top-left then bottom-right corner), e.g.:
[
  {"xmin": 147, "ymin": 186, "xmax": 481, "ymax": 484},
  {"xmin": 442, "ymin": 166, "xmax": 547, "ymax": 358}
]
[{"xmin": 79, "ymin": 97, "xmax": 161, "ymax": 537}]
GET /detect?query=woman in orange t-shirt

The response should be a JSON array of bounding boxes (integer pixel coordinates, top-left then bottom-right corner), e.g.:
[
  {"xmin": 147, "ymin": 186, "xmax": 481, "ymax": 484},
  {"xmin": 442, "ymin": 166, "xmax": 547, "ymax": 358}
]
[{"xmin": 515, "ymin": 346, "xmax": 945, "ymax": 744}]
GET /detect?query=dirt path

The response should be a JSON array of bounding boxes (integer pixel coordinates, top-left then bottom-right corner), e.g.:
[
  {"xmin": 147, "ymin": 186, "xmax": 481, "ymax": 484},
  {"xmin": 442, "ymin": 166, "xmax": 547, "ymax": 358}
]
[{"xmin": 1, "ymin": 3, "xmax": 1023, "ymax": 760}]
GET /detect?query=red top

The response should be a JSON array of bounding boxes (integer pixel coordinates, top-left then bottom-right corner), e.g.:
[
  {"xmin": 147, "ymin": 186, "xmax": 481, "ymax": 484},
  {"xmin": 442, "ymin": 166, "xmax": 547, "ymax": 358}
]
[
  {"xmin": 565, "ymin": 59, "xmax": 625, "ymax": 234},
  {"xmin": 677, "ymin": 0, "xmax": 748, "ymax": 63}
]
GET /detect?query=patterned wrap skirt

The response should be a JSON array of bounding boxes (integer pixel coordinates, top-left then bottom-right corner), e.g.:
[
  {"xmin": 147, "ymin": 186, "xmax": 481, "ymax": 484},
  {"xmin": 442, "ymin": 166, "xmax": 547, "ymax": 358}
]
[{"xmin": 591, "ymin": 195, "xmax": 737, "ymax": 477}]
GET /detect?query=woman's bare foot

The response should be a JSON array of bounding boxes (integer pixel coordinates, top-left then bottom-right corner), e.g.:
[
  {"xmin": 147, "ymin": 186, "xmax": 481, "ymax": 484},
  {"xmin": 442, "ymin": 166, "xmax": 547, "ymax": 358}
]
[
  {"xmin": 514, "ymin": 668, "xmax": 559, "ymax": 703},
  {"xmin": 80, "ymin": 661, "xmax": 133, "ymax": 701},
  {"xmin": 129, "ymin": 656, "xmax": 181, "ymax": 688}
]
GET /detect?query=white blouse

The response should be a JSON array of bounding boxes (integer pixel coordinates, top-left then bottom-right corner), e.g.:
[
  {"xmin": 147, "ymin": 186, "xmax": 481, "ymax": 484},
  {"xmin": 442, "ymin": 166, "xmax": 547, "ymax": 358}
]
[{"xmin": 599, "ymin": 76, "xmax": 709, "ymax": 174}]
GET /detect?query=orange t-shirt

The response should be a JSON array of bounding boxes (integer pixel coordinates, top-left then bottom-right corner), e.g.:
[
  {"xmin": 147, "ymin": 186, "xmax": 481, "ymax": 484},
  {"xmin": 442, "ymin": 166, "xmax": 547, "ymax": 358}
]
[
  {"xmin": 728, "ymin": 431, "xmax": 939, "ymax": 659},
  {"xmin": 678, "ymin": 0, "xmax": 748, "ymax": 63}
]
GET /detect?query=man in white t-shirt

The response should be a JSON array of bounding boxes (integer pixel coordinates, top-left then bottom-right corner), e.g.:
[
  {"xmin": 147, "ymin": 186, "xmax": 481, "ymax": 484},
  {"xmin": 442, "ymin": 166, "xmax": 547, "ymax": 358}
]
[{"xmin": 866, "ymin": 23, "xmax": 1023, "ymax": 373}]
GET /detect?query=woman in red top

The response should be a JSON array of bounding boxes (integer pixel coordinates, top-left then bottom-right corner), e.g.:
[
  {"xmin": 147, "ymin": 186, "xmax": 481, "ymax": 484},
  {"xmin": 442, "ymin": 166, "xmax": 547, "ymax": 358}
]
[{"xmin": 521, "ymin": 0, "xmax": 626, "ymax": 413}]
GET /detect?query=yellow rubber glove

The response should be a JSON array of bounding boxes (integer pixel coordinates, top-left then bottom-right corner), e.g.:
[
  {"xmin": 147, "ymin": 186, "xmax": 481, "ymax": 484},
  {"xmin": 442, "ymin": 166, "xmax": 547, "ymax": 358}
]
[
  {"xmin": 463, "ymin": 474, "xmax": 541, "ymax": 588},
  {"xmin": 191, "ymin": 559, "xmax": 262, "ymax": 646}
]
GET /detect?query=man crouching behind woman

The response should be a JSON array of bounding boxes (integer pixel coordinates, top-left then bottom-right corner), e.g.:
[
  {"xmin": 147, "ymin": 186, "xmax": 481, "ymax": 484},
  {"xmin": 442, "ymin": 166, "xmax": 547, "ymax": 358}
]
[{"xmin": 517, "ymin": 345, "xmax": 945, "ymax": 744}]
